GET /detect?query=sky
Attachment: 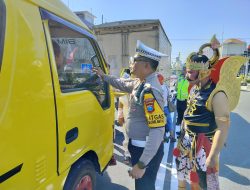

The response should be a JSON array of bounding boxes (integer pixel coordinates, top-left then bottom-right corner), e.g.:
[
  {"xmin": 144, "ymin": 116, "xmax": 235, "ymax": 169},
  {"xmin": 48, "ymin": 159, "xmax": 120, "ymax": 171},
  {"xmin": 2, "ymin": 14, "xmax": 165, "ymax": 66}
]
[{"xmin": 61, "ymin": 0, "xmax": 250, "ymax": 63}]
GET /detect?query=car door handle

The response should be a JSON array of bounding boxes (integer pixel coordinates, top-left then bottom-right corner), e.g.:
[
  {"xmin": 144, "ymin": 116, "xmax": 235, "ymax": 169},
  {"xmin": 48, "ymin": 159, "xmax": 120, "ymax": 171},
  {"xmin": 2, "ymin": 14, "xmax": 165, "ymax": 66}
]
[{"xmin": 65, "ymin": 127, "xmax": 78, "ymax": 144}]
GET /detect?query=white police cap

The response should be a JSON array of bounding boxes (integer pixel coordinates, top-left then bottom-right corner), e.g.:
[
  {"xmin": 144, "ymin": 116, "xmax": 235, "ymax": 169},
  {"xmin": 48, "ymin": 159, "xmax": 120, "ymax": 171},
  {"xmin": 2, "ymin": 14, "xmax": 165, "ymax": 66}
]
[{"xmin": 134, "ymin": 40, "xmax": 167, "ymax": 62}]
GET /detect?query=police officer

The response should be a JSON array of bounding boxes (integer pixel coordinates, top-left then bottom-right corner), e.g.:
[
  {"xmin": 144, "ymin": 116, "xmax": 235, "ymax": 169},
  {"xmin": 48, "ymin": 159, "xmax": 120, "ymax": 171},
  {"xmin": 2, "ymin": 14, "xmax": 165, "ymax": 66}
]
[{"xmin": 94, "ymin": 40, "xmax": 167, "ymax": 190}]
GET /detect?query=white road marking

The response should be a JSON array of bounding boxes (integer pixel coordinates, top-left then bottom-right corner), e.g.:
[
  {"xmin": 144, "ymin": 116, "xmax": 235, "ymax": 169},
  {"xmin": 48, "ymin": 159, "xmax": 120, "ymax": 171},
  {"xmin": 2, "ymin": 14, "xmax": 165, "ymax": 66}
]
[
  {"xmin": 170, "ymin": 124, "xmax": 180, "ymax": 190},
  {"xmin": 156, "ymin": 142, "xmax": 170, "ymax": 190},
  {"xmin": 156, "ymin": 112, "xmax": 179, "ymax": 190}
]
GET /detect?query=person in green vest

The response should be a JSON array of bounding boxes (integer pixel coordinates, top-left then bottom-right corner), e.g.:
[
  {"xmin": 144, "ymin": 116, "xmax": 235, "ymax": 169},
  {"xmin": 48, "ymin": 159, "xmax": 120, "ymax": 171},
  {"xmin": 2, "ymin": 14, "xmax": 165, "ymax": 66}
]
[{"xmin": 176, "ymin": 66, "xmax": 189, "ymax": 126}]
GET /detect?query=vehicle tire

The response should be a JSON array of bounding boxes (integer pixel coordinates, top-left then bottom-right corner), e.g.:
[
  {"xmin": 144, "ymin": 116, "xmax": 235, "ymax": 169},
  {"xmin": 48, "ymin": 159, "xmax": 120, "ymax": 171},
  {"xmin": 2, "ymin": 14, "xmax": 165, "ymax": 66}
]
[{"xmin": 64, "ymin": 159, "xmax": 96, "ymax": 190}]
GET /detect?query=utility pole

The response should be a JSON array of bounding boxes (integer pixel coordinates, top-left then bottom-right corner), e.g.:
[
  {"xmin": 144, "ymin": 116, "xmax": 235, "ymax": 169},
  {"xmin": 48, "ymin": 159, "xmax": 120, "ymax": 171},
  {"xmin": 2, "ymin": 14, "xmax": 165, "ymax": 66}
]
[
  {"xmin": 221, "ymin": 25, "xmax": 224, "ymax": 43},
  {"xmin": 246, "ymin": 46, "xmax": 250, "ymax": 80},
  {"xmin": 243, "ymin": 46, "xmax": 250, "ymax": 82},
  {"xmin": 245, "ymin": 59, "xmax": 249, "ymax": 80}
]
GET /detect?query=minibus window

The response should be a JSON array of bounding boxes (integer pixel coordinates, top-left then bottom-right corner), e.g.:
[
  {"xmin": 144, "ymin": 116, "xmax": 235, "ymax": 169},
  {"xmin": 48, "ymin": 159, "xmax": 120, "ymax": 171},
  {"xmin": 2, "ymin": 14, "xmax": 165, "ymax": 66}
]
[
  {"xmin": 0, "ymin": 0, "xmax": 6, "ymax": 71},
  {"xmin": 48, "ymin": 20, "xmax": 109, "ymax": 107}
]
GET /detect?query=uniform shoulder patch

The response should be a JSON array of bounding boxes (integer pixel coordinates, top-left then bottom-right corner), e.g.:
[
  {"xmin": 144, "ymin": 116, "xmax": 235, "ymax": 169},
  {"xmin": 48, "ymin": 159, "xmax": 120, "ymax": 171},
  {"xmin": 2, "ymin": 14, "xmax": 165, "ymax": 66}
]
[{"xmin": 143, "ymin": 92, "xmax": 166, "ymax": 128}]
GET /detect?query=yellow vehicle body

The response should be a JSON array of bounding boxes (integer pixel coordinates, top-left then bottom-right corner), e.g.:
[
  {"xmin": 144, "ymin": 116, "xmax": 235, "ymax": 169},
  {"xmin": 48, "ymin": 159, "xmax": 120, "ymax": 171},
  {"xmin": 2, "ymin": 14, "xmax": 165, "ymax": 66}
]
[{"xmin": 0, "ymin": 0, "xmax": 114, "ymax": 189}]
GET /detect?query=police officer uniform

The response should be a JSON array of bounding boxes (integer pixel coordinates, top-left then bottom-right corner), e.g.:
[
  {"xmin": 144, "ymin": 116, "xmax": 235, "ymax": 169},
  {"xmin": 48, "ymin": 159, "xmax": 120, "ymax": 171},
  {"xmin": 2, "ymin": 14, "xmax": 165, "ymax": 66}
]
[{"xmin": 103, "ymin": 41, "xmax": 167, "ymax": 190}]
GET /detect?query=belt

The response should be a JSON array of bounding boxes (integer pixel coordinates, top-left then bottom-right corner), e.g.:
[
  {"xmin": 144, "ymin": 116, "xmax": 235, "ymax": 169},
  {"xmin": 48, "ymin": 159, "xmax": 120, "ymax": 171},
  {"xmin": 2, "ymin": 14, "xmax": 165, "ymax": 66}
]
[
  {"xmin": 185, "ymin": 127, "xmax": 216, "ymax": 138},
  {"xmin": 131, "ymin": 139, "xmax": 146, "ymax": 148}
]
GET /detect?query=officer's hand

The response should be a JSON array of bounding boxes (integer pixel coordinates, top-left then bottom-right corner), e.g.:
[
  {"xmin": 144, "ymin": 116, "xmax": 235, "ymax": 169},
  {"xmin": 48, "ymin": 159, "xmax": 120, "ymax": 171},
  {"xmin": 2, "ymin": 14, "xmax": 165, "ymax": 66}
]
[
  {"xmin": 118, "ymin": 117, "xmax": 124, "ymax": 126},
  {"xmin": 93, "ymin": 67, "xmax": 105, "ymax": 78},
  {"xmin": 128, "ymin": 164, "xmax": 146, "ymax": 179}
]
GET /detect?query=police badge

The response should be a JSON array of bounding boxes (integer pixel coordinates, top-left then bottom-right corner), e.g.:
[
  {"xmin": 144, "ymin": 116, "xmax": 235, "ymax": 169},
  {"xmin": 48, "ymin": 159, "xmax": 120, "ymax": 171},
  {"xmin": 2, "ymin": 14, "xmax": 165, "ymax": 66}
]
[{"xmin": 144, "ymin": 97, "xmax": 155, "ymax": 113}]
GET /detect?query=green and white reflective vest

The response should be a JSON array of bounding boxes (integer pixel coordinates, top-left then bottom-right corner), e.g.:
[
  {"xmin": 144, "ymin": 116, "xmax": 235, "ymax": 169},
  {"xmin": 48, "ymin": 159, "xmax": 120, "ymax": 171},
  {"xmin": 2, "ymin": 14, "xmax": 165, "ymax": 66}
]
[{"xmin": 177, "ymin": 76, "xmax": 189, "ymax": 101}]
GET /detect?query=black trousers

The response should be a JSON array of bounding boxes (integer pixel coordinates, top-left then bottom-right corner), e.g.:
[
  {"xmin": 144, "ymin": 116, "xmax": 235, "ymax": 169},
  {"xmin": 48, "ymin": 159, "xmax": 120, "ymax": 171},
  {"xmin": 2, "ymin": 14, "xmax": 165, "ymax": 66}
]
[
  {"xmin": 176, "ymin": 99, "xmax": 187, "ymax": 125},
  {"xmin": 128, "ymin": 140, "xmax": 164, "ymax": 190}
]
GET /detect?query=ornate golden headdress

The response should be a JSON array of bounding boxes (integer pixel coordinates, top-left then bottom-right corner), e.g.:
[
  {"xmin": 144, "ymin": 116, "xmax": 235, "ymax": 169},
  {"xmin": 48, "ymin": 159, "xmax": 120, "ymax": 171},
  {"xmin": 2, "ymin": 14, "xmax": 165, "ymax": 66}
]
[
  {"xmin": 186, "ymin": 53, "xmax": 210, "ymax": 71},
  {"xmin": 186, "ymin": 35, "xmax": 220, "ymax": 71},
  {"xmin": 185, "ymin": 35, "xmax": 221, "ymax": 80},
  {"xmin": 185, "ymin": 35, "xmax": 247, "ymax": 111}
]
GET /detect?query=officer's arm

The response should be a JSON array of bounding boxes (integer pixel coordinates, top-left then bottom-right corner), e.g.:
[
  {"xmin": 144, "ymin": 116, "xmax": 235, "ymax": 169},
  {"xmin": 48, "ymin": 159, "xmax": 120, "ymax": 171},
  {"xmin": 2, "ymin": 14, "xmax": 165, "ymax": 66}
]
[
  {"xmin": 208, "ymin": 92, "xmax": 230, "ymax": 161},
  {"xmin": 139, "ymin": 89, "xmax": 165, "ymax": 166},
  {"xmin": 103, "ymin": 75, "xmax": 136, "ymax": 93},
  {"xmin": 139, "ymin": 128, "xmax": 164, "ymax": 166},
  {"xmin": 93, "ymin": 67, "xmax": 135, "ymax": 93}
]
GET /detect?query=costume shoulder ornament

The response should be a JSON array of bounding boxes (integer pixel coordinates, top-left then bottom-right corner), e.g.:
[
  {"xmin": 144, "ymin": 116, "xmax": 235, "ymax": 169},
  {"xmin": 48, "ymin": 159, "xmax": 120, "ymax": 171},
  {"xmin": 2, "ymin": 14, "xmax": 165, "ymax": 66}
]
[{"xmin": 207, "ymin": 56, "xmax": 247, "ymax": 111}]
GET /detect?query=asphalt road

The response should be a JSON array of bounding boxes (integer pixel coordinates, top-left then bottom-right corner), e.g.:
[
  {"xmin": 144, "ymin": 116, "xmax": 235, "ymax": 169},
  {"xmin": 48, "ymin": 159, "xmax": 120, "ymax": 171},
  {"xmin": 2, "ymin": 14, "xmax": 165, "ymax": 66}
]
[
  {"xmin": 219, "ymin": 90, "xmax": 250, "ymax": 190},
  {"xmin": 96, "ymin": 90, "xmax": 250, "ymax": 190}
]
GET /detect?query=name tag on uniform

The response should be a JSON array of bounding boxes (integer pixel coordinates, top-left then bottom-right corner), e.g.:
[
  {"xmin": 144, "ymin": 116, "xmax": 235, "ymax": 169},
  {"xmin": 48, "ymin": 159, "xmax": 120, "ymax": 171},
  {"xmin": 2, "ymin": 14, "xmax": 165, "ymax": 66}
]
[{"xmin": 144, "ymin": 93, "xmax": 166, "ymax": 128}]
